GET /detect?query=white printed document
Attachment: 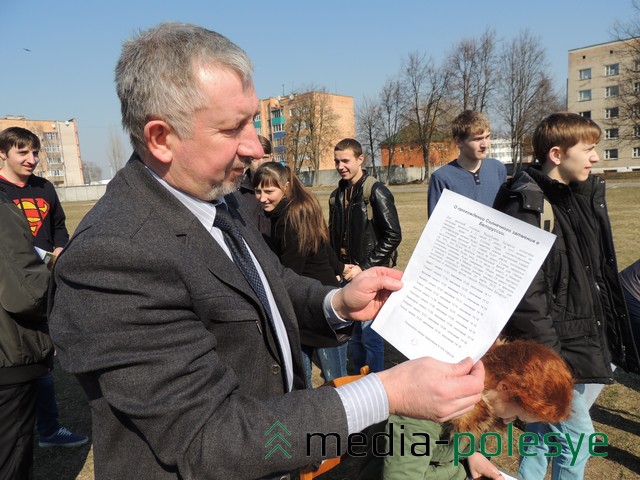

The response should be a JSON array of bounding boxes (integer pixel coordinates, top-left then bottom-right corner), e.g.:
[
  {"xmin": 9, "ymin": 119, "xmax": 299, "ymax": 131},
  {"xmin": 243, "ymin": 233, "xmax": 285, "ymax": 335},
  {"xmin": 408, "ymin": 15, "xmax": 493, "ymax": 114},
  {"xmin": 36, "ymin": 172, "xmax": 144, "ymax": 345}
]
[
  {"xmin": 498, "ymin": 470, "xmax": 520, "ymax": 480},
  {"xmin": 372, "ymin": 189, "xmax": 556, "ymax": 363}
]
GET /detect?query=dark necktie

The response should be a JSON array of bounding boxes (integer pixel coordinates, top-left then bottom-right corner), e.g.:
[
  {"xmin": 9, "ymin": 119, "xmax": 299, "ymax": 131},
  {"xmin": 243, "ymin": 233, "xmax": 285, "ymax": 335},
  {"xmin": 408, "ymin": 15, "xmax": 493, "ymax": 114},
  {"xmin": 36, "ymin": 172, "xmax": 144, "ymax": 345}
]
[
  {"xmin": 213, "ymin": 205, "xmax": 293, "ymax": 390},
  {"xmin": 213, "ymin": 205, "xmax": 274, "ymax": 320}
]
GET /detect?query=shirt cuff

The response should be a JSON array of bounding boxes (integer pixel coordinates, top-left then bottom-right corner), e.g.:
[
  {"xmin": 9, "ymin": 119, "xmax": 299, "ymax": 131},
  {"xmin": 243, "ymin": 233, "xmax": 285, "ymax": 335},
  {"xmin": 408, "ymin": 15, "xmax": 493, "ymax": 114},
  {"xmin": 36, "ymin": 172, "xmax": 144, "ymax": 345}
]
[
  {"xmin": 323, "ymin": 289, "xmax": 352, "ymax": 329},
  {"xmin": 335, "ymin": 373, "xmax": 389, "ymax": 434}
]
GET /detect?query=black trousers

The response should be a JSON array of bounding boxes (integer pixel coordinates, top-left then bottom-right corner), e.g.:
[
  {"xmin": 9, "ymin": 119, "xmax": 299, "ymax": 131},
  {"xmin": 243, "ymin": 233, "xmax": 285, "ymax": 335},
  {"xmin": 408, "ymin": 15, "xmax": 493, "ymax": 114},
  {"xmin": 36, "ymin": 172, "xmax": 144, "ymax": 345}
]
[{"xmin": 0, "ymin": 381, "xmax": 37, "ymax": 480}]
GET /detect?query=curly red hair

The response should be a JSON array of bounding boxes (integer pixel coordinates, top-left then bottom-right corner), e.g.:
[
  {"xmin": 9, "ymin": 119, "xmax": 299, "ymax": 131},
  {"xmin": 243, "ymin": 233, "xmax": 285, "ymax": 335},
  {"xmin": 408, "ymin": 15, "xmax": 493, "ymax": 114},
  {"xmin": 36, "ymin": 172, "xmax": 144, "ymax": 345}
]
[{"xmin": 483, "ymin": 339, "xmax": 574, "ymax": 423}]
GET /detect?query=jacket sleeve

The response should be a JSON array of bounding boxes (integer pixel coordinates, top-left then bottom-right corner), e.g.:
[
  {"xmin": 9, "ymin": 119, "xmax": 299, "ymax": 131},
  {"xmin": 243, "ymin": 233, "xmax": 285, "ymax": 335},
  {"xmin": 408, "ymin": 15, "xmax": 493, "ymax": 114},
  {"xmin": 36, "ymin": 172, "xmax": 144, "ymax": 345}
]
[
  {"xmin": 0, "ymin": 201, "xmax": 50, "ymax": 317},
  {"xmin": 326, "ymin": 244, "xmax": 344, "ymax": 277},
  {"xmin": 327, "ymin": 188, "xmax": 339, "ymax": 251},
  {"xmin": 361, "ymin": 184, "xmax": 402, "ymax": 269},
  {"xmin": 276, "ymin": 221, "xmax": 307, "ymax": 276},
  {"xmin": 49, "ymin": 189, "xmax": 70, "ymax": 248},
  {"xmin": 499, "ymin": 199, "xmax": 561, "ymax": 353}
]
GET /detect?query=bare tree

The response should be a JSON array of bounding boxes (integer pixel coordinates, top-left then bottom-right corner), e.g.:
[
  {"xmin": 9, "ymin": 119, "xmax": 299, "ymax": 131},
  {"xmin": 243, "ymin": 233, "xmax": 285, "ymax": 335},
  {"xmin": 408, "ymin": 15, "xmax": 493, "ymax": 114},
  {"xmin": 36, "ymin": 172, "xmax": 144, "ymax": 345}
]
[
  {"xmin": 446, "ymin": 29, "xmax": 498, "ymax": 112},
  {"xmin": 611, "ymin": 1, "xmax": 640, "ymax": 141},
  {"xmin": 400, "ymin": 51, "xmax": 450, "ymax": 182},
  {"xmin": 495, "ymin": 30, "xmax": 561, "ymax": 170},
  {"xmin": 285, "ymin": 88, "xmax": 339, "ymax": 184},
  {"xmin": 83, "ymin": 161, "xmax": 103, "ymax": 184},
  {"xmin": 285, "ymin": 101, "xmax": 310, "ymax": 175},
  {"xmin": 107, "ymin": 126, "xmax": 126, "ymax": 177},
  {"xmin": 356, "ymin": 95, "xmax": 382, "ymax": 177},
  {"xmin": 379, "ymin": 79, "xmax": 404, "ymax": 184}
]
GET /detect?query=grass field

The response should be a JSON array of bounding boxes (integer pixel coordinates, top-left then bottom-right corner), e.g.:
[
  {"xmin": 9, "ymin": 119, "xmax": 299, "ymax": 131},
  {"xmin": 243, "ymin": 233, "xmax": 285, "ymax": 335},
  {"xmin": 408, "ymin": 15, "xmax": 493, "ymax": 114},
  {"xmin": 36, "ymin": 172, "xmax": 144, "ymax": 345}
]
[{"xmin": 36, "ymin": 183, "xmax": 640, "ymax": 479}]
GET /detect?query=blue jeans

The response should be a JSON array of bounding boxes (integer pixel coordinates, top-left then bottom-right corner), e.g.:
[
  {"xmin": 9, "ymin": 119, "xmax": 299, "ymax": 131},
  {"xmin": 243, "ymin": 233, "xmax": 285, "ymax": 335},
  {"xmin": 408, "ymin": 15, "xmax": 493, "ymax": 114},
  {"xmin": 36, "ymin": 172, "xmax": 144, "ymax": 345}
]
[
  {"xmin": 518, "ymin": 384, "xmax": 595, "ymax": 480},
  {"xmin": 35, "ymin": 371, "xmax": 60, "ymax": 437},
  {"xmin": 301, "ymin": 344, "xmax": 348, "ymax": 388},
  {"xmin": 348, "ymin": 320, "xmax": 385, "ymax": 373}
]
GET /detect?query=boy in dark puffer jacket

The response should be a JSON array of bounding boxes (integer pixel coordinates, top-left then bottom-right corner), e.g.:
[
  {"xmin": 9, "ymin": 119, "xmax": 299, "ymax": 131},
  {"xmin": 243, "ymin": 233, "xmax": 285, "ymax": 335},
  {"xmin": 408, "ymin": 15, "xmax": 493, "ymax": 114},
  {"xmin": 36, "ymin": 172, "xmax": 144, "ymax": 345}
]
[{"xmin": 493, "ymin": 113, "xmax": 639, "ymax": 480}]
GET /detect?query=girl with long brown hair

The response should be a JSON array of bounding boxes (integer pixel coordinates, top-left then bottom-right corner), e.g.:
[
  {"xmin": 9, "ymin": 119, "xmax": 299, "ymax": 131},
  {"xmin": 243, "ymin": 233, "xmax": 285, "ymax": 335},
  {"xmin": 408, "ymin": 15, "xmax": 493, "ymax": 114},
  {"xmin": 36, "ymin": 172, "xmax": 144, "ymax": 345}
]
[{"xmin": 253, "ymin": 162, "xmax": 350, "ymax": 386}]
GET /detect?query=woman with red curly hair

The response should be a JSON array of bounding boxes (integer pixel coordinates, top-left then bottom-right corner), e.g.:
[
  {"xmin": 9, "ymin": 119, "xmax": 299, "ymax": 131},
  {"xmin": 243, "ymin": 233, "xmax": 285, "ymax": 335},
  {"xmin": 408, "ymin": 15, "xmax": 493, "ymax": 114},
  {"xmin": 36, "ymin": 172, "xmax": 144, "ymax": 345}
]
[{"xmin": 360, "ymin": 339, "xmax": 574, "ymax": 480}]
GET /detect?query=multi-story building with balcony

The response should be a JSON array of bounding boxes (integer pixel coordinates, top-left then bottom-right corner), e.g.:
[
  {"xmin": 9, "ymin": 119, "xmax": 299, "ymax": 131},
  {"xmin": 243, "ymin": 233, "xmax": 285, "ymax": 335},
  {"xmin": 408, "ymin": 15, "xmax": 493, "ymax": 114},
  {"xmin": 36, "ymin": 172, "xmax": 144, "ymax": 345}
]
[
  {"xmin": 254, "ymin": 91, "xmax": 354, "ymax": 171},
  {"xmin": 0, "ymin": 115, "xmax": 85, "ymax": 186},
  {"xmin": 568, "ymin": 39, "xmax": 640, "ymax": 172}
]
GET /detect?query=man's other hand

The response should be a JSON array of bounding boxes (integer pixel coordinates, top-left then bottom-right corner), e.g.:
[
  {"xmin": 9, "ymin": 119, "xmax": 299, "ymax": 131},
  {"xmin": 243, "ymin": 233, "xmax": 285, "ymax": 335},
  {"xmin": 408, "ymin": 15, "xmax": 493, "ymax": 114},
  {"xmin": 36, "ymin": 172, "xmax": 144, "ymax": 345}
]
[{"xmin": 331, "ymin": 266, "xmax": 402, "ymax": 321}]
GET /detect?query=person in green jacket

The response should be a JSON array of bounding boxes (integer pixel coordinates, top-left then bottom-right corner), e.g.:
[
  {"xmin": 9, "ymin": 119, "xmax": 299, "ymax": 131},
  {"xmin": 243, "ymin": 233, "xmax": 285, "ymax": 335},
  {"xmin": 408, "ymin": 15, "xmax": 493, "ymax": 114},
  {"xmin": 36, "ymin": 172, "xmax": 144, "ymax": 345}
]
[
  {"xmin": 358, "ymin": 340, "xmax": 574, "ymax": 479},
  {"xmin": 0, "ymin": 188, "xmax": 53, "ymax": 479}
]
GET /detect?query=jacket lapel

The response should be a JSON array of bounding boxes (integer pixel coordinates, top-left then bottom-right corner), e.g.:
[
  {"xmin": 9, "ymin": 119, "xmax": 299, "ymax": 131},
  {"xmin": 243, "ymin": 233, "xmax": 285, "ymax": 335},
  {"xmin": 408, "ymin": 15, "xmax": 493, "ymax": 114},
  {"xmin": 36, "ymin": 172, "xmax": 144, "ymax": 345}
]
[
  {"xmin": 122, "ymin": 157, "xmax": 302, "ymax": 386},
  {"xmin": 122, "ymin": 156, "xmax": 264, "ymax": 311}
]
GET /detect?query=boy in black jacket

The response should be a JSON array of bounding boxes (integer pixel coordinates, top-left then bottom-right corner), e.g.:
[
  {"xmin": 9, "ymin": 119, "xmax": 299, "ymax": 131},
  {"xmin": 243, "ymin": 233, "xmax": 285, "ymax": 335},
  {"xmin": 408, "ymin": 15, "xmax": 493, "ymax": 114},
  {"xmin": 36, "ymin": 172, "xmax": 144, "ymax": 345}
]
[
  {"xmin": 493, "ymin": 113, "xmax": 639, "ymax": 480},
  {"xmin": 0, "ymin": 127, "xmax": 87, "ymax": 448}
]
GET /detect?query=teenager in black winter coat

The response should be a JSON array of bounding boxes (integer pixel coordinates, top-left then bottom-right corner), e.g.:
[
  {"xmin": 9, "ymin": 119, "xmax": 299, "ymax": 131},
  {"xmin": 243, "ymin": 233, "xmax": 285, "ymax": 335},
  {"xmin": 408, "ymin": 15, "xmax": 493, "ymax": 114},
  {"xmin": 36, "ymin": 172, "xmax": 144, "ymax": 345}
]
[
  {"xmin": 253, "ymin": 162, "xmax": 350, "ymax": 387},
  {"xmin": 493, "ymin": 113, "xmax": 639, "ymax": 480}
]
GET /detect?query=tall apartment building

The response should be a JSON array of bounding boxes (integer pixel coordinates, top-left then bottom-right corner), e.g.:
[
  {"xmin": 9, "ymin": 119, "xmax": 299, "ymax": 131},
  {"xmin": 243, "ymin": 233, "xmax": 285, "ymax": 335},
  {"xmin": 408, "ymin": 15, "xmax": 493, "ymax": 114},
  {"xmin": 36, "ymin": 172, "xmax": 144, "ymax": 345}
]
[
  {"xmin": 568, "ymin": 39, "xmax": 640, "ymax": 171},
  {"xmin": 254, "ymin": 91, "xmax": 354, "ymax": 171},
  {"xmin": 0, "ymin": 115, "xmax": 85, "ymax": 186}
]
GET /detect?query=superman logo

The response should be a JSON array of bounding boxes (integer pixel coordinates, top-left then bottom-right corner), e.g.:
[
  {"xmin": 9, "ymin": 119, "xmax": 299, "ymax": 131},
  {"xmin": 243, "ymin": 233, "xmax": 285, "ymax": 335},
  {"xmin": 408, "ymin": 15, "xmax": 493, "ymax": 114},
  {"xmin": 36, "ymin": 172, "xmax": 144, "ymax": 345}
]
[{"xmin": 13, "ymin": 198, "xmax": 50, "ymax": 236}]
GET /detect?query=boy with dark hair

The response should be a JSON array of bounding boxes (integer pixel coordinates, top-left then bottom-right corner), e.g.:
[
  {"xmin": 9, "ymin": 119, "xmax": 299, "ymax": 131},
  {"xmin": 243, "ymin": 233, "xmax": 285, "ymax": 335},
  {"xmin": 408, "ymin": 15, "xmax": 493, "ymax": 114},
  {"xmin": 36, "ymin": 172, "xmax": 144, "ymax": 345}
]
[
  {"xmin": 0, "ymin": 126, "xmax": 88, "ymax": 448},
  {"xmin": 428, "ymin": 110, "xmax": 506, "ymax": 217},
  {"xmin": 493, "ymin": 112, "xmax": 639, "ymax": 480},
  {"xmin": 329, "ymin": 138, "xmax": 402, "ymax": 373},
  {"xmin": 0, "ymin": 127, "xmax": 68, "ymax": 260}
]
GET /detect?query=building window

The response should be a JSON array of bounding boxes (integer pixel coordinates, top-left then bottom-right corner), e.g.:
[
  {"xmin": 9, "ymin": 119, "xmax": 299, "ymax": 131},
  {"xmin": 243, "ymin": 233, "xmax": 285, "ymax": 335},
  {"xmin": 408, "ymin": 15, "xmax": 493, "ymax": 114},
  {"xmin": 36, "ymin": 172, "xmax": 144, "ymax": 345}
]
[
  {"xmin": 635, "ymin": 126, "xmax": 640, "ymax": 137},
  {"xmin": 635, "ymin": 82, "xmax": 640, "ymax": 93},
  {"xmin": 634, "ymin": 147, "xmax": 640, "ymax": 158},
  {"xmin": 272, "ymin": 123, "xmax": 284, "ymax": 133},
  {"xmin": 579, "ymin": 90, "xmax": 592, "ymax": 101},
  {"xmin": 579, "ymin": 68, "xmax": 592, "ymax": 80},
  {"xmin": 605, "ymin": 107, "xmax": 619, "ymax": 119},
  {"xmin": 605, "ymin": 149, "xmax": 619, "ymax": 160},
  {"xmin": 605, "ymin": 128, "xmax": 619, "ymax": 139},
  {"xmin": 271, "ymin": 108, "xmax": 283, "ymax": 119},
  {"xmin": 253, "ymin": 113, "xmax": 261, "ymax": 122},
  {"xmin": 44, "ymin": 132, "xmax": 58, "ymax": 141},
  {"xmin": 579, "ymin": 111, "xmax": 591, "ymax": 118},
  {"xmin": 605, "ymin": 85, "xmax": 620, "ymax": 97},
  {"xmin": 605, "ymin": 63, "xmax": 620, "ymax": 76}
]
